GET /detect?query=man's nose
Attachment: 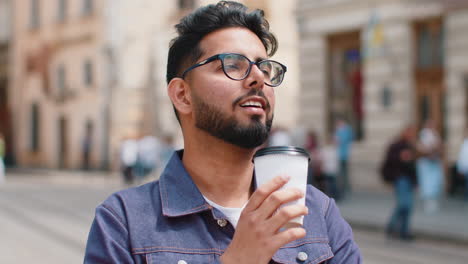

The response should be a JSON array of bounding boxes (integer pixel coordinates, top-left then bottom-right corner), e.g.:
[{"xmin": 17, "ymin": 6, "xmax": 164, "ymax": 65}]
[{"xmin": 244, "ymin": 63, "xmax": 265, "ymax": 89}]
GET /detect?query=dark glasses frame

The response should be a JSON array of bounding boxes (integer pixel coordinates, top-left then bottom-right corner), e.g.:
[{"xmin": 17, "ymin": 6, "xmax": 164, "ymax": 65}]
[{"xmin": 180, "ymin": 53, "xmax": 287, "ymax": 87}]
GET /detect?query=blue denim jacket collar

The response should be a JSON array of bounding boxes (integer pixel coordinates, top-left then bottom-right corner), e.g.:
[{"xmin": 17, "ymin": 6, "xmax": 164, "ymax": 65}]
[{"xmin": 159, "ymin": 150, "xmax": 213, "ymax": 217}]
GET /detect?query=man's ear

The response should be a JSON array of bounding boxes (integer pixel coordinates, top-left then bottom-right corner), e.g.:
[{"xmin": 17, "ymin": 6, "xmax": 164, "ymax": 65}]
[{"xmin": 167, "ymin": 78, "xmax": 192, "ymax": 115}]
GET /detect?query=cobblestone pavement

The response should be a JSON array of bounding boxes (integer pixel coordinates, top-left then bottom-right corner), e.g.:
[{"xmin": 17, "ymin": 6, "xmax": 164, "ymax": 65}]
[{"xmin": 1, "ymin": 170, "xmax": 467, "ymax": 263}]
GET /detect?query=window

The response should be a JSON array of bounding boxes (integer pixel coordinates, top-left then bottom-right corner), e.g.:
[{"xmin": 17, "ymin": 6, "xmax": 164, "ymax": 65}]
[
  {"xmin": 82, "ymin": 0, "xmax": 94, "ymax": 16},
  {"xmin": 178, "ymin": 0, "xmax": 195, "ymax": 10},
  {"xmin": 83, "ymin": 59, "xmax": 93, "ymax": 87},
  {"xmin": 57, "ymin": 64, "xmax": 67, "ymax": 97},
  {"xmin": 29, "ymin": 0, "xmax": 40, "ymax": 29},
  {"xmin": 30, "ymin": 103, "xmax": 40, "ymax": 152},
  {"xmin": 57, "ymin": 0, "xmax": 67, "ymax": 23},
  {"xmin": 416, "ymin": 20, "xmax": 444, "ymax": 69},
  {"xmin": 327, "ymin": 32, "xmax": 364, "ymax": 141}
]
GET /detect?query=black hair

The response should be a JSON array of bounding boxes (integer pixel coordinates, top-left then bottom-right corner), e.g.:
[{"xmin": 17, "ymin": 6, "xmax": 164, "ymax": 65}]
[{"xmin": 166, "ymin": 1, "xmax": 278, "ymax": 84}]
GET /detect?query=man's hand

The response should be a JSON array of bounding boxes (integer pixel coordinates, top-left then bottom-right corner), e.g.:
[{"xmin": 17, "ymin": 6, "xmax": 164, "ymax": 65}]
[{"xmin": 220, "ymin": 175, "xmax": 308, "ymax": 264}]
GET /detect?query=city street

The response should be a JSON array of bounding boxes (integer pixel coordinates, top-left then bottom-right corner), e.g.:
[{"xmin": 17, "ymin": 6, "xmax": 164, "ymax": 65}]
[{"xmin": 1, "ymin": 172, "xmax": 467, "ymax": 264}]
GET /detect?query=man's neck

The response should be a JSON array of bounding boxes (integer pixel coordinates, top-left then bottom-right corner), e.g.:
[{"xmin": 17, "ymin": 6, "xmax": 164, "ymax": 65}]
[{"xmin": 182, "ymin": 133, "xmax": 257, "ymax": 208}]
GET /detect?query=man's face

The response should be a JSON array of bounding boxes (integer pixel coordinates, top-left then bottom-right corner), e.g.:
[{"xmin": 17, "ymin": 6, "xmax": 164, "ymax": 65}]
[{"xmin": 186, "ymin": 27, "xmax": 276, "ymax": 148}]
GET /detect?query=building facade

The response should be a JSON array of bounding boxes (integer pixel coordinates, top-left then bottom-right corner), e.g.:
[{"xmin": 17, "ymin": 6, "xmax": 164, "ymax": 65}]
[
  {"xmin": 8, "ymin": 0, "xmax": 300, "ymax": 170},
  {"xmin": 297, "ymin": 0, "xmax": 468, "ymax": 190},
  {"xmin": 10, "ymin": 0, "xmax": 105, "ymax": 169}
]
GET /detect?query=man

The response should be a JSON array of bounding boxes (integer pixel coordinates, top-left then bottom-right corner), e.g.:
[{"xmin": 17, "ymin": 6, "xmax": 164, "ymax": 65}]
[
  {"xmin": 457, "ymin": 128, "xmax": 468, "ymax": 201},
  {"xmin": 384, "ymin": 125, "xmax": 418, "ymax": 241},
  {"xmin": 119, "ymin": 135, "xmax": 138, "ymax": 185},
  {"xmin": 334, "ymin": 118, "xmax": 353, "ymax": 198},
  {"xmin": 0, "ymin": 133, "xmax": 5, "ymax": 183},
  {"xmin": 84, "ymin": 2, "xmax": 362, "ymax": 263}
]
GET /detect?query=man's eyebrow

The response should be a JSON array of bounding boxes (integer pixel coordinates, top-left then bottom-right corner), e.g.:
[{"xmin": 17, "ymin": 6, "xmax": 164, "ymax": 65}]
[{"xmin": 255, "ymin": 56, "xmax": 268, "ymax": 62}]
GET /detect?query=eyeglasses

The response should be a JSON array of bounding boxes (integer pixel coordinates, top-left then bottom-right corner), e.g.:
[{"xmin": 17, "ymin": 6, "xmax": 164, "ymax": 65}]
[{"xmin": 181, "ymin": 53, "xmax": 287, "ymax": 87}]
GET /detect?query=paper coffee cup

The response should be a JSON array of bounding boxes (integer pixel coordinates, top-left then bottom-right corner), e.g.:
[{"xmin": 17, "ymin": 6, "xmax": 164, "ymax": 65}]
[{"xmin": 253, "ymin": 146, "xmax": 310, "ymax": 228}]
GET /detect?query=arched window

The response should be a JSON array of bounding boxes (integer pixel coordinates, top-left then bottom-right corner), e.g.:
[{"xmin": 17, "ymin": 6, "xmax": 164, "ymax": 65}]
[
  {"xmin": 82, "ymin": 0, "xmax": 94, "ymax": 16},
  {"xmin": 29, "ymin": 0, "xmax": 40, "ymax": 29},
  {"xmin": 83, "ymin": 59, "xmax": 93, "ymax": 87},
  {"xmin": 57, "ymin": 0, "xmax": 67, "ymax": 23}
]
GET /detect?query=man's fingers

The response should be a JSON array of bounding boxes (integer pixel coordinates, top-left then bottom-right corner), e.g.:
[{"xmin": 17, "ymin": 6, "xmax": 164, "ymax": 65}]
[
  {"xmin": 267, "ymin": 204, "xmax": 308, "ymax": 232},
  {"xmin": 255, "ymin": 188, "xmax": 304, "ymax": 220},
  {"xmin": 244, "ymin": 175, "xmax": 290, "ymax": 212}
]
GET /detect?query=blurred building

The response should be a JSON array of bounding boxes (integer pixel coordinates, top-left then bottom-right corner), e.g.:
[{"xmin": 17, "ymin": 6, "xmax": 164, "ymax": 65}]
[
  {"xmin": 10, "ymin": 0, "xmax": 105, "ymax": 169},
  {"xmin": 297, "ymin": 0, "xmax": 468, "ymax": 190},
  {"xmin": 6, "ymin": 0, "xmax": 299, "ymax": 170},
  {"xmin": 0, "ymin": 0, "xmax": 11, "ymax": 164}
]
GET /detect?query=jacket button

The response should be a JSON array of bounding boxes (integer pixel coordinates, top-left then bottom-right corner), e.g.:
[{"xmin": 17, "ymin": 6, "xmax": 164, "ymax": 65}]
[
  {"xmin": 217, "ymin": 219, "xmax": 227, "ymax": 227},
  {"xmin": 297, "ymin": 251, "xmax": 308, "ymax": 262},
  {"xmin": 177, "ymin": 260, "xmax": 187, "ymax": 264}
]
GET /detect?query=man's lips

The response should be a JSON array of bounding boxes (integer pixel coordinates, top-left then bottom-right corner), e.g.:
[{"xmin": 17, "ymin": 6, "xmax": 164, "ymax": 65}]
[
  {"xmin": 238, "ymin": 96, "xmax": 267, "ymax": 110},
  {"xmin": 231, "ymin": 90, "xmax": 271, "ymax": 116}
]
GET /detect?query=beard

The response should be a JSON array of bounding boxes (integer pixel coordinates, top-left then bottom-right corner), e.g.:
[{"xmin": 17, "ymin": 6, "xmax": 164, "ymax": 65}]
[{"xmin": 192, "ymin": 90, "xmax": 273, "ymax": 149}]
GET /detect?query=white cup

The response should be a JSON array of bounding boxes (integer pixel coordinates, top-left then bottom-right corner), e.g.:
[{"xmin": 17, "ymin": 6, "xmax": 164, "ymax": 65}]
[{"xmin": 253, "ymin": 146, "xmax": 310, "ymax": 228}]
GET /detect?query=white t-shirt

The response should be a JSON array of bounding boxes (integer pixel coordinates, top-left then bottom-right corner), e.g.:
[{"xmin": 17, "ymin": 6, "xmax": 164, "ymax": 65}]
[
  {"xmin": 203, "ymin": 196, "xmax": 246, "ymax": 228},
  {"xmin": 420, "ymin": 128, "xmax": 440, "ymax": 150}
]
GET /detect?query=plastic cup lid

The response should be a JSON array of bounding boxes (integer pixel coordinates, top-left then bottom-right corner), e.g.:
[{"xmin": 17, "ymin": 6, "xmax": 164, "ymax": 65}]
[{"xmin": 253, "ymin": 146, "xmax": 310, "ymax": 159}]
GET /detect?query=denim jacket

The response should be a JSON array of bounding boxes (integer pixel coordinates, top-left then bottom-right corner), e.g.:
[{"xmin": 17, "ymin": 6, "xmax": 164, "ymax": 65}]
[{"xmin": 84, "ymin": 151, "xmax": 362, "ymax": 264}]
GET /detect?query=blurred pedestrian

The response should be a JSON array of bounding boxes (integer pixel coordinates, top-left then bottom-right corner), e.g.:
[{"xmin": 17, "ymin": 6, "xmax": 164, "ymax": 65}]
[
  {"xmin": 321, "ymin": 135, "xmax": 339, "ymax": 199},
  {"xmin": 304, "ymin": 129, "xmax": 320, "ymax": 186},
  {"xmin": 120, "ymin": 136, "xmax": 138, "ymax": 185},
  {"xmin": 82, "ymin": 128, "xmax": 92, "ymax": 170},
  {"xmin": 0, "ymin": 133, "xmax": 5, "ymax": 183},
  {"xmin": 416, "ymin": 119, "xmax": 444, "ymax": 213},
  {"xmin": 457, "ymin": 128, "xmax": 468, "ymax": 201},
  {"xmin": 384, "ymin": 125, "xmax": 418, "ymax": 241},
  {"xmin": 334, "ymin": 118, "xmax": 354, "ymax": 197},
  {"xmin": 159, "ymin": 134, "xmax": 175, "ymax": 169},
  {"xmin": 134, "ymin": 134, "xmax": 160, "ymax": 183}
]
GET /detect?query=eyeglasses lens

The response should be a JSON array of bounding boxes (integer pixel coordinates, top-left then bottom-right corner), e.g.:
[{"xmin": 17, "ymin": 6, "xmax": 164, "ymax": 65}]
[
  {"xmin": 221, "ymin": 54, "xmax": 284, "ymax": 86},
  {"xmin": 222, "ymin": 54, "xmax": 250, "ymax": 80}
]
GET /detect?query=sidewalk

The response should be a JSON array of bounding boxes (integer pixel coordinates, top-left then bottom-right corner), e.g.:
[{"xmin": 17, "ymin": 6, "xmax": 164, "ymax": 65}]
[
  {"xmin": 3, "ymin": 167, "xmax": 121, "ymax": 186},
  {"xmin": 3, "ymin": 168, "xmax": 468, "ymax": 244},
  {"xmin": 337, "ymin": 191, "xmax": 468, "ymax": 244}
]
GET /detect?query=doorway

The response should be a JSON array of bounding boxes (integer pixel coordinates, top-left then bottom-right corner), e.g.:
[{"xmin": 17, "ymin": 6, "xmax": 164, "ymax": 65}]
[
  {"xmin": 327, "ymin": 31, "xmax": 364, "ymax": 140},
  {"xmin": 414, "ymin": 18, "xmax": 445, "ymax": 137}
]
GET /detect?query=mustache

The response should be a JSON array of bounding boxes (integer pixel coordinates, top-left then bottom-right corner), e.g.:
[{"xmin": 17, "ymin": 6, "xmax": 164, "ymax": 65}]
[{"xmin": 231, "ymin": 89, "xmax": 271, "ymax": 110}]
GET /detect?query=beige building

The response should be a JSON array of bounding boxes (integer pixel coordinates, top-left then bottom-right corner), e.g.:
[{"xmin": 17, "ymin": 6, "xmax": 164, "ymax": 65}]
[
  {"xmin": 10, "ymin": 0, "xmax": 105, "ymax": 169},
  {"xmin": 297, "ymin": 0, "xmax": 468, "ymax": 190},
  {"xmin": 8, "ymin": 0, "xmax": 300, "ymax": 170}
]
